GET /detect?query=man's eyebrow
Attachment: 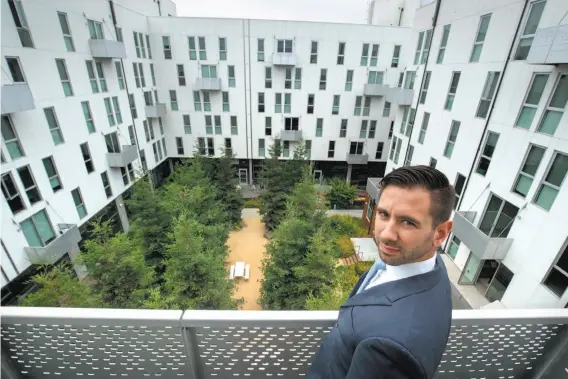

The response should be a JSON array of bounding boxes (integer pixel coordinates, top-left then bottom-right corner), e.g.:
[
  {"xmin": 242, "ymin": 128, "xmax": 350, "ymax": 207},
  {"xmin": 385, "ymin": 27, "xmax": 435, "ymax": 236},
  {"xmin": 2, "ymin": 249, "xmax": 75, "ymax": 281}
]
[
  {"xmin": 399, "ymin": 215, "xmax": 421, "ymax": 225},
  {"xmin": 376, "ymin": 207, "xmax": 388, "ymax": 214}
]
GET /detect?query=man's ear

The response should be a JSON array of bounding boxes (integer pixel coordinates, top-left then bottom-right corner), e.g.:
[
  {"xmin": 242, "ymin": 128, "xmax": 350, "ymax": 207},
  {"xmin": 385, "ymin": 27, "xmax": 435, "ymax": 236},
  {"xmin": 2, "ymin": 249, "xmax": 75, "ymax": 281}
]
[{"xmin": 434, "ymin": 220, "xmax": 453, "ymax": 247}]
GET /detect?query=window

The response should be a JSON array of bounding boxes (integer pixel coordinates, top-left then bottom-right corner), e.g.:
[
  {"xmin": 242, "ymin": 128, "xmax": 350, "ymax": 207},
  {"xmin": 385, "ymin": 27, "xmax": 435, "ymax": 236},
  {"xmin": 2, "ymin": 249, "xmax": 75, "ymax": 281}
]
[
  {"xmin": 454, "ymin": 174, "xmax": 466, "ymax": 209},
  {"xmin": 354, "ymin": 96, "xmax": 362, "ymax": 116},
  {"xmin": 128, "ymin": 125, "xmax": 136, "ymax": 145},
  {"xmin": 404, "ymin": 71, "xmax": 416, "ymax": 90},
  {"xmin": 443, "ymin": 121, "xmax": 460, "ymax": 158},
  {"xmin": 140, "ymin": 149, "xmax": 147, "ymax": 171},
  {"xmin": 224, "ymin": 138, "xmax": 232, "ymax": 155},
  {"xmin": 112, "ymin": 96, "xmax": 122, "ymax": 124},
  {"xmin": 337, "ymin": 42, "xmax": 346, "ymax": 65},
  {"xmin": 437, "ymin": 25, "xmax": 451, "ymax": 64},
  {"xmin": 307, "ymin": 94, "xmax": 315, "ymax": 114},
  {"xmin": 513, "ymin": 144, "xmax": 546, "ymax": 197},
  {"xmin": 476, "ymin": 131, "xmax": 499, "ymax": 176},
  {"xmin": 231, "ymin": 116, "xmax": 238, "ymax": 135},
  {"xmin": 470, "ymin": 14, "xmax": 492, "ymax": 62},
  {"xmin": 156, "ymin": 139, "xmax": 163, "ymax": 160},
  {"xmin": 543, "ymin": 240, "xmax": 568, "ymax": 297},
  {"xmin": 447, "ymin": 235, "xmax": 460, "ymax": 259},
  {"xmin": 182, "ymin": 114, "xmax": 192, "ymax": 134},
  {"xmin": 315, "ymin": 118, "xmax": 323, "ymax": 137},
  {"xmin": 87, "ymin": 19, "xmax": 104, "ymax": 39},
  {"xmin": 176, "ymin": 64, "xmax": 186, "ymax": 86},
  {"xmin": 340, "ymin": 119, "xmax": 348, "ymax": 138},
  {"xmin": 151, "ymin": 143, "xmax": 158, "ymax": 163},
  {"xmin": 383, "ymin": 101, "xmax": 391, "ymax": 117},
  {"xmin": 400, "ymin": 107, "xmax": 416, "ymax": 136},
  {"xmin": 283, "ymin": 141, "xmax": 290, "ymax": 158},
  {"xmin": 197, "ymin": 138, "xmax": 206, "ymax": 155},
  {"xmin": 515, "ymin": 73, "xmax": 549, "ymax": 129},
  {"xmin": 55, "ymin": 59, "xmax": 73, "ymax": 96},
  {"xmin": 219, "ymin": 37, "xmax": 227, "ymax": 60},
  {"xmin": 332, "ymin": 95, "xmax": 340, "ymax": 115},
  {"xmin": 44, "ymin": 107, "xmax": 64, "ymax": 145},
  {"xmin": 420, "ymin": 30, "xmax": 432, "ymax": 64},
  {"xmin": 389, "ymin": 138, "xmax": 397, "ymax": 160},
  {"xmin": 310, "ymin": 41, "xmax": 318, "ymax": 63},
  {"xmin": 285, "ymin": 68, "xmax": 292, "ymax": 89},
  {"xmin": 79, "ymin": 101, "xmax": 95, "ymax": 134},
  {"xmin": 8, "ymin": 0, "xmax": 34, "ymax": 47},
  {"xmin": 222, "ymin": 92, "xmax": 230, "ymax": 112},
  {"xmin": 392, "ymin": 45, "xmax": 401, "ymax": 67},
  {"xmin": 92, "ymin": 61, "xmax": 108, "ymax": 92},
  {"xmin": 414, "ymin": 31, "xmax": 424, "ymax": 64},
  {"xmin": 294, "ymin": 68, "xmax": 302, "ymax": 89},
  {"xmin": 259, "ymin": 138, "xmax": 266, "ymax": 156},
  {"xmin": 214, "ymin": 115, "xmax": 222, "ymax": 135},
  {"xmin": 149, "ymin": 118, "xmax": 155, "ymax": 140},
  {"xmin": 398, "ymin": 72, "xmax": 404, "ymax": 88},
  {"xmin": 6, "ymin": 57, "xmax": 25, "ymax": 83},
  {"xmin": 71, "ymin": 188, "xmax": 87, "ymax": 219},
  {"xmin": 20, "ymin": 210, "xmax": 56, "ymax": 247},
  {"xmin": 193, "ymin": 91, "xmax": 202, "ymax": 111},
  {"xmin": 305, "ymin": 140, "xmax": 312, "ymax": 159},
  {"xmin": 257, "ymin": 38, "xmax": 264, "ymax": 61},
  {"xmin": 139, "ymin": 32, "xmax": 146, "ymax": 58},
  {"xmin": 115, "ymin": 62, "xmax": 125, "ymax": 89},
  {"xmin": 105, "ymin": 132, "xmax": 120, "ymax": 153},
  {"xmin": 169, "ymin": 90, "xmax": 178, "ymax": 111},
  {"xmin": 345, "ymin": 70, "xmax": 354, "ymax": 91},
  {"xmin": 2, "ymin": 172, "xmax": 25, "ymax": 213},
  {"xmin": 533, "ymin": 152, "xmax": 568, "ymax": 210},
  {"xmin": 537, "ymin": 74, "xmax": 568, "ymax": 136},
  {"xmin": 134, "ymin": 32, "xmax": 141, "ymax": 57},
  {"xmin": 133, "ymin": 63, "xmax": 141, "ymax": 88},
  {"xmin": 515, "ymin": 1, "xmax": 546, "ymax": 60},
  {"xmin": 40, "ymin": 156, "xmax": 62, "ymax": 193},
  {"xmin": 420, "ymin": 71, "xmax": 431, "ymax": 104},
  {"xmin": 479, "ymin": 194, "xmax": 519, "ymax": 238},
  {"xmin": 101, "ymin": 171, "xmax": 112, "ymax": 198},
  {"xmin": 146, "ymin": 35, "xmax": 152, "ymax": 58},
  {"xmin": 275, "ymin": 93, "xmax": 282, "ymax": 113},
  {"xmin": 161, "ymin": 138, "xmax": 167, "ymax": 157},
  {"xmin": 158, "ymin": 117, "xmax": 164, "ymax": 136},
  {"xmin": 363, "ymin": 97, "xmax": 371, "ymax": 116},
  {"xmin": 80, "ymin": 143, "xmax": 94, "ymax": 173},
  {"xmin": 360, "ymin": 43, "xmax": 369, "ymax": 66},
  {"xmin": 104, "ymin": 97, "xmax": 116, "ymax": 126},
  {"xmin": 176, "ymin": 137, "xmax": 184, "ymax": 154},
  {"xmin": 205, "ymin": 116, "xmax": 213, "ymax": 134},
  {"xmin": 400, "ymin": 144, "xmax": 412, "ymax": 167},
  {"xmin": 328, "ymin": 141, "xmax": 335, "ymax": 158},
  {"xmin": 476, "ymin": 71, "xmax": 501, "ymax": 118},
  {"xmin": 276, "ymin": 39, "xmax": 293, "ymax": 53},
  {"xmin": 203, "ymin": 92, "xmax": 211, "ymax": 111},
  {"xmin": 389, "ymin": 121, "xmax": 394, "ymax": 138},
  {"xmin": 284, "ymin": 117, "xmax": 299, "ymax": 131},
  {"xmin": 369, "ymin": 121, "xmax": 377, "ymax": 139},
  {"xmin": 350, "ymin": 142, "xmax": 364, "ymax": 155},
  {"xmin": 201, "ymin": 65, "xmax": 217, "ymax": 78},
  {"xmin": 359, "ymin": 120, "xmax": 368, "ymax": 138},
  {"xmin": 228, "ymin": 66, "xmax": 236, "ymax": 87},
  {"xmin": 370, "ymin": 44, "xmax": 379, "ymax": 66},
  {"xmin": 265, "ymin": 117, "xmax": 272, "ymax": 136},
  {"xmin": 16, "ymin": 165, "xmax": 41, "ymax": 204},
  {"xmin": 207, "ymin": 137, "xmax": 215, "ymax": 156},
  {"xmin": 375, "ymin": 142, "xmax": 384, "ymax": 159},
  {"xmin": 129, "ymin": 94, "xmax": 137, "ymax": 119},
  {"xmin": 183, "ymin": 36, "xmax": 195, "ymax": 60},
  {"xmin": 418, "ymin": 112, "xmax": 430, "ymax": 144},
  {"xmin": 319, "ymin": 69, "xmax": 327, "ymax": 90},
  {"xmin": 258, "ymin": 93, "xmax": 265, "ymax": 113},
  {"xmin": 368, "ymin": 71, "xmax": 384, "ymax": 84},
  {"xmin": 56, "ymin": 12, "xmax": 74, "ymax": 52},
  {"xmin": 163, "ymin": 36, "xmax": 171, "ymax": 59}
]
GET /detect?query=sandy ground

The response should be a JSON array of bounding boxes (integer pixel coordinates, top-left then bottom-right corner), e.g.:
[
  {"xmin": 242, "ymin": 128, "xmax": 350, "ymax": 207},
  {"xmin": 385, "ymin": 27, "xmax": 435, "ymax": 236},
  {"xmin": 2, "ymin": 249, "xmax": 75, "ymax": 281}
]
[{"xmin": 226, "ymin": 209, "xmax": 267, "ymax": 310}]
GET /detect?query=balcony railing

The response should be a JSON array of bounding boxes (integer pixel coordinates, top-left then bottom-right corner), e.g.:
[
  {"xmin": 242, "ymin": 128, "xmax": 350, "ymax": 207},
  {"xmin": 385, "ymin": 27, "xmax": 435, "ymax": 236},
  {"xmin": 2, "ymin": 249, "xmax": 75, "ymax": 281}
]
[
  {"xmin": 346, "ymin": 152, "xmax": 369, "ymax": 165},
  {"xmin": 1, "ymin": 307, "xmax": 567, "ymax": 379},
  {"xmin": 452, "ymin": 211, "xmax": 513, "ymax": 260},
  {"xmin": 1, "ymin": 83, "xmax": 35, "ymax": 114},
  {"xmin": 23, "ymin": 224, "xmax": 81, "ymax": 264},
  {"xmin": 145, "ymin": 102, "xmax": 167, "ymax": 118},
  {"xmin": 194, "ymin": 77, "xmax": 222, "ymax": 91},
  {"xmin": 527, "ymin": 25, "xmax": 568, "ymax": 65},
  {"xmin": 279, "ymin": 129, "xmax": 302, "ymax": 141},
  {"xmin": 363, "ymin": 83, "xmax": 390, "ymax": 97},
  {"xmin": 106, "ymin": 145, "xmax": 139, "ymax": 168},
  {"xmin": 387, "ymin": 87, "xmax": 414, "ymax": 106},
  {"xmin": 272, "ymin": 52, "xmax": 297, "ymax": 66},
  {"xmin": 88, "ymin": 39, "xmax": 127, "ymax": 59}
]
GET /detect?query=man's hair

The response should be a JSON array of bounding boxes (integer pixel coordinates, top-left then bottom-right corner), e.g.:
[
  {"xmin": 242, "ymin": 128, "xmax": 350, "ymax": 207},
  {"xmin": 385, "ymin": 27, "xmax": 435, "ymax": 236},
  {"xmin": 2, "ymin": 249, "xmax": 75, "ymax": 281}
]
[{"xmin": 380, "ymin": 165, "xmax": 455, "ymax": 227}]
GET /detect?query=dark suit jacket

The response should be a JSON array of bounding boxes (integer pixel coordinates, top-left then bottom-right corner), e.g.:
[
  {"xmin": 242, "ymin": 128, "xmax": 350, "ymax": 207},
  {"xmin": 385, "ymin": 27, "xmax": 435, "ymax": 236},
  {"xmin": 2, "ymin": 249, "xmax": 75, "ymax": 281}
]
[{"xmin": 308, "ymin": 254, "xmax": 452, "ymax": 379}]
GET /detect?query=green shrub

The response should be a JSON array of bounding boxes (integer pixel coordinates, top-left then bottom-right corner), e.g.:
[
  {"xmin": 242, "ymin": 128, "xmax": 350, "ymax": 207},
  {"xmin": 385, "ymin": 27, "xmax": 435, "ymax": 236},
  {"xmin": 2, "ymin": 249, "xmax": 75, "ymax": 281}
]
[
  {"xmin": 328, "ymin": 178, "xmax": 358, "ymax": 209},
  {"xmin": 330, "ymin": 215, "xmax": 368, "ymax": 237},
  {"xmin": 337, "ymin": 235, "xmax": 354, "ymax": 258},
  {"xmin": 354, "ymin": 261, "xmax": 374, "ymax": 275},
  {"xmin": 244, "ymin": 197, "xmax": 261, "ymax": 208},
  {"xmin": 338, "ymin": 265, "xmax": 360, "ymax": 292}
]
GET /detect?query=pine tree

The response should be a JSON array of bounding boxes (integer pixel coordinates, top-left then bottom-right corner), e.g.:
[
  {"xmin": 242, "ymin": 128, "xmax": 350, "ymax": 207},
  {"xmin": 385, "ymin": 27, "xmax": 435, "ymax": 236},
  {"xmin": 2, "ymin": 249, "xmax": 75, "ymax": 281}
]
[{"xmin": 259, "ymin": 139, "xmax": 288, "ymax": 232}]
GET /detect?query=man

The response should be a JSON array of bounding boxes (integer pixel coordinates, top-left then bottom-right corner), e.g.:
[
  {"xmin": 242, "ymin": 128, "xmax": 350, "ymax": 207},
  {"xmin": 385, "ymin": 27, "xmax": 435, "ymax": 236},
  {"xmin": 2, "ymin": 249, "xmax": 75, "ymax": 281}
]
[{"xmin": 309, "ymin": 165, "xmax": 454, "ymax": 379}]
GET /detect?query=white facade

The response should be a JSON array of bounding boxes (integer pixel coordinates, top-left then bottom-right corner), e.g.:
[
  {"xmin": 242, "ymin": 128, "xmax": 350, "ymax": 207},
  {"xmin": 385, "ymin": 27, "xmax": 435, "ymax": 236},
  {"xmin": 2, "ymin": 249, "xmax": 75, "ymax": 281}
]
[
  {"xmin": 384, "ymin": 0, "xmax": 568, "ymax": 308},
  {"xmin": 1, "ymin": 0, "xmax": 411, "ymax": 297}
]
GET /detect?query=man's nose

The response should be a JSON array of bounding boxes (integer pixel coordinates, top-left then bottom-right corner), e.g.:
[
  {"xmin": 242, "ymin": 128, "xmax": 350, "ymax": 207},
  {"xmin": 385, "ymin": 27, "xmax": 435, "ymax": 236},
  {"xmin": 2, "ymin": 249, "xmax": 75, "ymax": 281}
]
[{"xmin": 380, "ymin": 219, "xmax": 398, "ymax": 242}]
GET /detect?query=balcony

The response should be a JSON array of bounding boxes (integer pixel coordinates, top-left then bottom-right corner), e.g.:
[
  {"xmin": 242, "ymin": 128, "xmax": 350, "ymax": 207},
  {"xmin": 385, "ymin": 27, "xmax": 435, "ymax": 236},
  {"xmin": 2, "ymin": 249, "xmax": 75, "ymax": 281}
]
[
  {"xmin": 272, "ymin": 52, "xmax": 297, "ymax": 66},
  {"xmin": 1, "ymin": 83, "xmax": 35, "ymax": 114},
  {"xmin": 106, "ymin": 145, "xmax": 138, "ymax": 168},
  {"xmin": 23, "ymin": 224, "xmax": 81, "ymax": 265},
  {"xmin": 387, "ymin": 87, "xmax": 414, "ymax": 106},
  {"xmin": 363, "ymin": 83, "xmax": 390, "ymax": 97},
  {"xmin": 452, "ymin": 211, "xmax": 513, "ymax": 260},
  {"xmin": 346, "ymin": 153, "xmax": 368, "ymax": 165},
  {"xmin": 145, "ymin": 103, "xmax": 167, "ymax": 118},
  {"xmin": 88, "ymin": 39, "xmax": 127, "ymax": 59},
  {"xmin": 194, "ymin": 77, "xmax": 222, "ymax": 91},
  {"xmin": 1, "ymin": 307, "xmax": 567, "ymax": 378},
  {"xmin": 280, "ymin": 129, "xmax": 302, "ymax": 141},
  {"xmin": 526, "ymin": 25, "xmax": 568, "ymax": 65}
]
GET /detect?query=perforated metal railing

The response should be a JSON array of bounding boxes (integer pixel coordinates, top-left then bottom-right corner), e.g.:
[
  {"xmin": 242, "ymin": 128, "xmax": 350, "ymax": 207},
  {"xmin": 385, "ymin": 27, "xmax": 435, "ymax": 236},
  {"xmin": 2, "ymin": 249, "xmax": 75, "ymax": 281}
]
[{"xmin": 1, "ymin": 307, "xmax": 567, "ymax": 379}]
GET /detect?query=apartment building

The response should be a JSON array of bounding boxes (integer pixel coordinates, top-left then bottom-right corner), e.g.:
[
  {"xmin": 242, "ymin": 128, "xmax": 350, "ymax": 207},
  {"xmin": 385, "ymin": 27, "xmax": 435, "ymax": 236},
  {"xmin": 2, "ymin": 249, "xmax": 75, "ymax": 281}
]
[
  {"xmin": 1, "ymin": 0, "xmax": 414, "ymax": 301},
  {"xmin": 371, "ymin": 0, "xmax": 568, "ymax": 308}
]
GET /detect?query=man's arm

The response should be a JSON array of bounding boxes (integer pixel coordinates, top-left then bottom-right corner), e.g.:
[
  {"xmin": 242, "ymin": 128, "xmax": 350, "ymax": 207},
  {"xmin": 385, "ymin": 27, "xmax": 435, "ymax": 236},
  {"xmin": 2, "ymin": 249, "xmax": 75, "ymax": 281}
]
[{"xmin": 345, "ymin": 337, "xmax": 425, "ymax": 379}]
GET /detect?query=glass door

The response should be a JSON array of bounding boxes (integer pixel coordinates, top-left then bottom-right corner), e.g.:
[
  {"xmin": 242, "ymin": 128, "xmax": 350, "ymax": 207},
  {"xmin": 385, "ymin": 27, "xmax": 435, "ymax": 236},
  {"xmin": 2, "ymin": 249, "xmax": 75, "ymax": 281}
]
[
  {"xmin": 238, "ymin": 169, "xmax": 248, "ymax": 184},
  {"xmin": 459, "ymin": 252, "xmax": 484, "ymax": 285},
  {"xmin": 313, "ymin": 170, "xmax": 323, "ymax": 185}
]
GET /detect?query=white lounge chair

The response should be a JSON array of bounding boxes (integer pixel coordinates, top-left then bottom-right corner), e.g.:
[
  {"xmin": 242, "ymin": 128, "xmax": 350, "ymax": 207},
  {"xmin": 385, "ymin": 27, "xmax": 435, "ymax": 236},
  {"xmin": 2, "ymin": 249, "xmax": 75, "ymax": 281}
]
[
  {"xmin": 244, "ymin": 264, "xmax": 250, "ymax": 280},
  {"xmin": 229, "ymin": 265, "xmax": 235, "ymax": 280}
]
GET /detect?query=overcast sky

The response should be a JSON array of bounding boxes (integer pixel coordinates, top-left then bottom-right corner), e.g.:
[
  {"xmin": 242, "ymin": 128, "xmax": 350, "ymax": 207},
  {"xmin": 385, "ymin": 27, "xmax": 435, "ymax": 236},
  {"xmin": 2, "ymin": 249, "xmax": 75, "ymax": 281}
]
[{"xmin": 172, "ymin": 0, "xmax": 370, "ymax": 24}]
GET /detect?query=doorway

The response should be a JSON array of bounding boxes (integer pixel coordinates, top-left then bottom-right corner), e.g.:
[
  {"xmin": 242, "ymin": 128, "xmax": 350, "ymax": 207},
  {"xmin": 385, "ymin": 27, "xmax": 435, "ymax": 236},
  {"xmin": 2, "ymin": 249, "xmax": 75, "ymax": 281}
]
[
  {"xmin": 458, "ymin": 252, "xmax": 500, "ymax": 298},
  {"xmin": 313, "ymin": 170, "xmax": 323, "ymax": 185},
  {"xmin": 238, "ymin": 169, "xmax": 248, "ymax": 185}
]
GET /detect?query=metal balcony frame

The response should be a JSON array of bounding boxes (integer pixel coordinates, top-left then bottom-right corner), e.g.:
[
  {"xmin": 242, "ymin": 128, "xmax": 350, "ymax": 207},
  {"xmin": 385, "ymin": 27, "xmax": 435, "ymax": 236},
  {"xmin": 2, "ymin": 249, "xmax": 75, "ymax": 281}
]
[{"xmin": 23, "ymin": 223, "xmax": 81, "ymax": 264}]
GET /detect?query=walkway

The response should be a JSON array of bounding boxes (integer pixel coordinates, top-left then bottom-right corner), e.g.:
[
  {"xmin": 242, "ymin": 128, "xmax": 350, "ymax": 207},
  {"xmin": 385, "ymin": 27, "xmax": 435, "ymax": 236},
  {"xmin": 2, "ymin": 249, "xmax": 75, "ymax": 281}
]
[{"xmin": 226, "ymin": 208, "xmax": 267, "ymax": 310}]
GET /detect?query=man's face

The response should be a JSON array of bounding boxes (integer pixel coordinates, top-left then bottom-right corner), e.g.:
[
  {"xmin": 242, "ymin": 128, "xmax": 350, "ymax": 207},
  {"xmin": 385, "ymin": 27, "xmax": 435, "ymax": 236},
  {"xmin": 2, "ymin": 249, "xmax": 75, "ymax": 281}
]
[{"xmin": 374, "ymin": 185, "xmax": 450, "ymax": 266}]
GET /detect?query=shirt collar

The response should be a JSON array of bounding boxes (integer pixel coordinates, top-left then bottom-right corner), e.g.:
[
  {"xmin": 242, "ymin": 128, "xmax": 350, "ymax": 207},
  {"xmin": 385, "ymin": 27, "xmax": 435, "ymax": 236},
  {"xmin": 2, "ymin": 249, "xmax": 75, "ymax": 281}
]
[{"xmin": 383, "ymin": 253, "xmax": 437, "ymax": 281}]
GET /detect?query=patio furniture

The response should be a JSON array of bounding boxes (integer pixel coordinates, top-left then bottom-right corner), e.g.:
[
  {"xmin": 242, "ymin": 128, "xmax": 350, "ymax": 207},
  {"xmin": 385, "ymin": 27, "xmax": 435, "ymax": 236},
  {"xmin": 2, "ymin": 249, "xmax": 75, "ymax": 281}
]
[
  {"xmin": 234, "ymin": 261, "xmax": 245, "ymax": 278},
  {"xmin": 244, "ymin": 264, "xmax": 250, "ymax": 280},
  {"xmin": 229, "ymin": 265, "xmax": 235, "ymax": 280}
]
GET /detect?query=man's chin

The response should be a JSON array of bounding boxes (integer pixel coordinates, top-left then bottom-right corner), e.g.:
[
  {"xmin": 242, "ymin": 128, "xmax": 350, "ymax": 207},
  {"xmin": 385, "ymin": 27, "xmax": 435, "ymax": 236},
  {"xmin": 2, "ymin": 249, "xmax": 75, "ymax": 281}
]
[{"xmin": 379, "ymin": 250, "xmax": 403, "ymax": 266}]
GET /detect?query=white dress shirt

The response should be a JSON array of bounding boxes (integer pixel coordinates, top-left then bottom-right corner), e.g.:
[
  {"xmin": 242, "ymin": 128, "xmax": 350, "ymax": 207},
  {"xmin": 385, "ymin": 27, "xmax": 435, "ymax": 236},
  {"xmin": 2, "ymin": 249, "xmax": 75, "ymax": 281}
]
[{"xmin": 364, "ymin": 254, "xmax": 437, "ymax": 291}]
